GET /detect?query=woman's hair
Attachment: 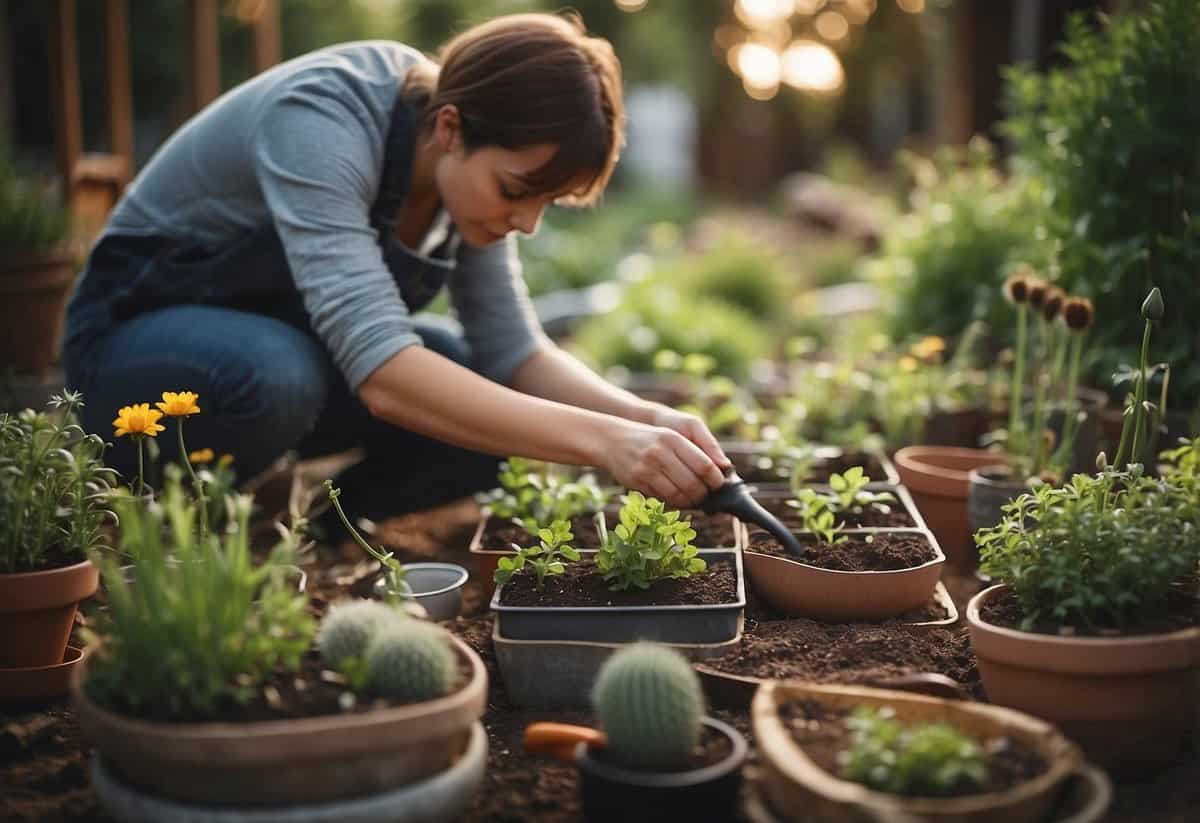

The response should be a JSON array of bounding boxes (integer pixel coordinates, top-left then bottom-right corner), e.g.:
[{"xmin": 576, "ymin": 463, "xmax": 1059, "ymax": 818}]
[{"xmin": 405, "ymin": 13, "xmax": 624, "ymax": 206}]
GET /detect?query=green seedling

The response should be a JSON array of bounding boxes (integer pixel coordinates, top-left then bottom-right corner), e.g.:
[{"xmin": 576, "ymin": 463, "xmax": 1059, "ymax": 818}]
[{"xmin": 493, "ymin": 518, "xmax": 580, "ymax": 591}]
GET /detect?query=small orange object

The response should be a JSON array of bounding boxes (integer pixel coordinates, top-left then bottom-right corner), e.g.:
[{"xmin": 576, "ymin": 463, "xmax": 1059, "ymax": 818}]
[{"xmin": 523, "ymin": 722, "xmax": 607, "ymax": 762}]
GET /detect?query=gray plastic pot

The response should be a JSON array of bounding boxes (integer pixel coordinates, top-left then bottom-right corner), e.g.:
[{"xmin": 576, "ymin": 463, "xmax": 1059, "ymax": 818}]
[
  {"xmin": 89, "ymin": 721, "xmax": 488, "ymax": 823},
  {"xmin": 374, "ymin": 562, "xmax": 468, "ymax": 622},
  {"xmin": 967, "ymin": 465, "xmax": 1028, "ymax": 538},
  {"xmin": 491, "ymin": 549, "xmax": 745, "ymax": 644}
]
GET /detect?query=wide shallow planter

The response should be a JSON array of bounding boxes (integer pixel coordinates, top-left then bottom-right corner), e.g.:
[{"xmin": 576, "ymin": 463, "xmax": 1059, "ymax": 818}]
[
  {"xmin": 0, "ymin": 252, "xmax": 76, "ymax": 376},
  {"xmin": 894, "ymin": 446, "xmax": 1005, "ymax": 572},
  {"xmin": 89, "ymin": 720, "xmax": 488, "ymax": 823},
  {"xmin": 966, "ymin": 465, "xmax": 1028, "ymax": 538},
  {"xmin": 491, "ymin": 620, "xmax": 742, "ymax": 709},
  {"xmin": 491, "ymin": 548, "xmax": 745, "ymax": 644},
  {"xmin": 469, "ymin": 507, "xmax": 740, "ymax": 597},
  {"xmin": 373, "ymin": 562, "xmax": 468, "ymax": 621},
  {"xmin": 743, "ymin": 531, "xmax": 945, "ymax": 622},
  {"xmin": 574, "ymin": 716, "xmax": 747, "ymax": 823},
  {"xmin": 0, "ymin": 558, "xmax": 99, "ymax": 670},
  {"xmin": 753, "ymin": 680, "xmax": 1088, "ymax": 823},
  {"xmin": 967, "ymin": 584, "xmax": 1200, "ymax": 776},
  {"xmin": 723, "ymin": 441, "xmax": 901, "ymax": 489},
  {"xmin": 72, "ymin": 635, "xmax": 488, "ymax": 807}
]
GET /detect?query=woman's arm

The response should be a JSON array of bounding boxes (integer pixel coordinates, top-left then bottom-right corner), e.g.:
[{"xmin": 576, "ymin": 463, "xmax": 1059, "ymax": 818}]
[
  {"xmin": 357, "ymin": 346, "xmax": 727, "ymax": 507},
  {"xmin": 511, "ymin": 344, "xmax": 731, "ymax": 472}
]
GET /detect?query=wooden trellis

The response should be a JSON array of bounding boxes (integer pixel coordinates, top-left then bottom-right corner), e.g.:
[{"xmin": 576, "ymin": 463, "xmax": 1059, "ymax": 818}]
[{"xmin": 47, "ymin": 0, "xmax": 281, "ymax": 240}]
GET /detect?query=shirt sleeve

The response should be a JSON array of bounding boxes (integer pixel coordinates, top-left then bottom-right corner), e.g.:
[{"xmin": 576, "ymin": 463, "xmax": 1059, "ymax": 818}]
[
  {"xmin": 448, "ymin": 235, "xmax": 550, "ymax": 385},
  {"xmin": 252, "ymin": 87, "xmax": 422, "ymax": 391}
]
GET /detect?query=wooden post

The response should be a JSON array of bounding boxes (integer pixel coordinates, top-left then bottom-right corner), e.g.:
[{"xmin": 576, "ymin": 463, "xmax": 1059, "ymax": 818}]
[
  {"xmin": 48, "ymin": 0, "xmax": 83, "ymax": 189},
  {"xmin": 104, "ymin": 0, "xmax": 133, "ymax": 181},
  {"xmin": 188, "ymin": 0, "xmax": 220, "ymax": 113},
  {"xmin": 251, "ymin": 0, "xmax": 282, "ymax": 74}
]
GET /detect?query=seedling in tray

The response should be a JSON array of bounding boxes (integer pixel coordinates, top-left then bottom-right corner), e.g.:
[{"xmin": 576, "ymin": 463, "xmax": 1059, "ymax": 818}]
[
  {"xmin": 594, "ymin": 492, "xmax": 705, "ymax": 590},
  {"xmin": 493, "ymin": 519, "xmax": 580, "ymax": 591}
]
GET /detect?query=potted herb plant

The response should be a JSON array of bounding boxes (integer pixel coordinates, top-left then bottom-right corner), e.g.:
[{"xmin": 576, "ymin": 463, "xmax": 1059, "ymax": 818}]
[
  {"xmin": 0, "ymin": 392, "xmax": 115, "ymax": 700},
  {"xmin": 967, "ymin": 306, "xmax": 1199, "ymax": 773},
  {"xmin": 0, "ymin": 141, "xmax": 75, "ymax": 376},
  {"xmin": 490, "ymin": 492, "xmax": 745, "ymax": 645},
  {"xmin": 752, "ymin": 680, "xmax": 1103, "ymax": 823},
  {"xmin": 523, "ymin": 642, "xmax": 747, "ymax": 823},
  {"xmin": 741, "ymin": 466, "xmax": 945, "ymax": 621},
  {"xmin": 73, "ymin": 471, "xmax": 488, "ymax": 816}
]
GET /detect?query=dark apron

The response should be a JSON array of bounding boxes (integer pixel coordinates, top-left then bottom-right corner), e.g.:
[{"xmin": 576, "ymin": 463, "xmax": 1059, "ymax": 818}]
[{"xmin": 64, "ymin": 93, "xmax": 456, "ymax": 383}]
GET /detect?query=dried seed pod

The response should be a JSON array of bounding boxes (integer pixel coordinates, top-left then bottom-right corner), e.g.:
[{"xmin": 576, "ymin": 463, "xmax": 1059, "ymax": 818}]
[
  {"xmin": 1042, "ymin": 286, "xmax": 1065, "ymax": 321},
  {"xmin": 1062, "ymin": 297, "xmax": 1095, "ymax": 332},
  {"xmin": 1027, "ymin": 278, "xmax": 1049, "ymax": 310},
  {"xmin": 1003, "ymin": 273, "xmax": 1032, "ymax": 305}
]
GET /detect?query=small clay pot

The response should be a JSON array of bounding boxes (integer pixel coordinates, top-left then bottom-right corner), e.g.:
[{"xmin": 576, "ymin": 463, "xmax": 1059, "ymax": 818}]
[
  {"xmin": 575, "ymin": 717, "xmax": 747, "ymax": 823},
  {"xmin": 894, "ymin": 447, "xmax": 1006, "ymax": 572},
  {"xmin": 0, "ymin": 558, "xmax": 98, "ymax": 670}
]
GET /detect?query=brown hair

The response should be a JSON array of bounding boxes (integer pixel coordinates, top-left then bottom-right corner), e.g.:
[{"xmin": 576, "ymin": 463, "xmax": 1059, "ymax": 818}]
[{"xmin": 405, "ymin": 13, "xmax": 624, "ymax": 206}]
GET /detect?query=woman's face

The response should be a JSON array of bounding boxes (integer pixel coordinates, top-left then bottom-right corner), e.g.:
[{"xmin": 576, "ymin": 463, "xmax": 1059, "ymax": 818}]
[{"xmin": 432, "ymin": 109, "xmax": 578, "ymax": 248}]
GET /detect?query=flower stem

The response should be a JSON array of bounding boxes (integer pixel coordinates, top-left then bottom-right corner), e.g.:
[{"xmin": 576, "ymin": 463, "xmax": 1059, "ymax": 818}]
[
  {"xmin": 135, "ymin": 436, "xmax": 144, "ymax": 498},
  {"xmin": 1008, "ymin": 305, "xmax": 1028, "ymax": 459},
  {"xmin": 177, "ymin": 421, "xmax": 207, "ymax": 540}
]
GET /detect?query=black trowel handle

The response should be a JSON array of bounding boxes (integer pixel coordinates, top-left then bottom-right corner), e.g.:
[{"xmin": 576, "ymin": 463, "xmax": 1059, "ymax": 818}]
[{"xmin": 700, "ymin": 468, "xmax": 806, "ymax": 558}]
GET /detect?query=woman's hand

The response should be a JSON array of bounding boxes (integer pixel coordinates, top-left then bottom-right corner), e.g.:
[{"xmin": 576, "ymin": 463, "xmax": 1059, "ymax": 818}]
[{"xmin": 603, "ymin": 408, "xmax": 731, "ymax": 509}]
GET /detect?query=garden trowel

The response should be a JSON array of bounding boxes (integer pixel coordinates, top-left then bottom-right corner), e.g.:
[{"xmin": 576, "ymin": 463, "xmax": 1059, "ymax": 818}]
[{"xmin": 699, "ymin": 469, "xmax": 806, "ymax": 558}]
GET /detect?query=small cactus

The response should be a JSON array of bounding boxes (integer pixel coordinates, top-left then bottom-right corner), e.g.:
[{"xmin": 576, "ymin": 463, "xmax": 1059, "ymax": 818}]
[
  {"xmin": 365, "ymin": 621, "xmax": 457, "ymax": 701},
  {"xmin": 592, "ymin": 642, "xmax": 704, "ymax": 770},
  {"xmin": 317, "ymin": 600, "xmax": 399, "ymax": 669}
]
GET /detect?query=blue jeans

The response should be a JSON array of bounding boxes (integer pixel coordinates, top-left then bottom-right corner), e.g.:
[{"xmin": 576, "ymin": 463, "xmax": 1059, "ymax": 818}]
[{"xmin": 65, "ymin": 304, "xmax": 500, "ymax": 521}]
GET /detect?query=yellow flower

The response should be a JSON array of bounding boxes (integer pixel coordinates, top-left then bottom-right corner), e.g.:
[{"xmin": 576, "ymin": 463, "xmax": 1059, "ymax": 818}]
[
  {"xmin": 218, "ymin": 454, "xmax": 234, "ymax": 468},
  {"xmin": 898, "ymin": 356, "xmax": 919, "ymax": 373},
  {"xmin": 911, "ymin": 336, "xmax": 946, "ymax": 359},
  {"xmin": 189, "ymin": 448, "xmax": 215, "ymax": 464},
  {"xmin": 113, "ymin": 404, "xmax": 165, "ymax": 438},
  {"xmin": 156, "ymin": 391, "xmax": 201, "ymax": 417}
]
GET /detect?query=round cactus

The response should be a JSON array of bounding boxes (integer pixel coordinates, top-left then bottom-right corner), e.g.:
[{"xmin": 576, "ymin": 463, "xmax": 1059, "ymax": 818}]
[
  {"xmin": 316, "ymin": 600, "xmax": 399, "ymax": 669},
  {"xmin": 365, "ymin": 621, "xmax": 457, "ymax": 701},
  {"xmin": 592, "ymin": 642, "xmax": 704, "ymax": 770}
]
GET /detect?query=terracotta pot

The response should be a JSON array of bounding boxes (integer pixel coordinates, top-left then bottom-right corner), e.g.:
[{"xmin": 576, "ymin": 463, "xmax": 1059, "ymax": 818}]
[
  {"xmin": 967, "ymin": 465, "xmax": 1027, "ymax": 538},
  {"xmin": 0, "ymin": 558, "xmax": 98, "ymax": 669},
  {"xmin": 752, "ymin": 679, "xmax": 1088, "ymax": 823},
  {"xmin": 894, "ymin": 447, "xmax": 1006, "ymax": 572},
  {"xmin": 742, "ymin": 536, "xmax": 945, "ymax": 622},
  {"xmin": 967, "ymin": 584, "xmax": 1200, "ymax": 776},
  {"xmin": 72, "ymin": 635, "xmax": 488, "ymax": 806},
  {"xmin": 0, "ymin": 253, "xmax": 75, "ymax": 376}
]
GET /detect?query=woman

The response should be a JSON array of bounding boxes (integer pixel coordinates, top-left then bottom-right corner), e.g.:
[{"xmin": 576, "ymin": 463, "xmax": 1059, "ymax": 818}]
[{"xmin": 64, "ymin": 13, "xmax": 730, "ymax": 528}]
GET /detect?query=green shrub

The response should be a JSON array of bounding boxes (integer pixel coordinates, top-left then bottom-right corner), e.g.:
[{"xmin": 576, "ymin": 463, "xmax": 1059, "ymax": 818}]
[
  {"xmin": 594, "ymin": 492, "xmax": 704, "ymax": 591},
  {"xmin": 668, "ymin": 232, "xmax": 789, "ymax": 320},
  {"xmin": 592, "ymin": 642, "xmax": 704, "ymax": 770},
  {"xmin": 0, "ymin": 392, "xmax": 117, "ymax": 573},
  {"xmin": 839, "ymin": 706, "xmax": 989, "ymax": 797},
  {"xmin": 0, "ymin": 141, "xmax": 72, "ymax": 257},
  {"xmin": 867, "ymin": 139, "xmax": 1042, "ymax": 345},
  {"xmin": 1002, "ymin": 0, "xmax": 1200, "ymax": 408},
  {"xmin": 85, "ymin": 469, "xmax": 314, "ymax": 718},
  {"xmin": 570, "ymin": 284, "xmax": 771, "ymax": 379}
]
